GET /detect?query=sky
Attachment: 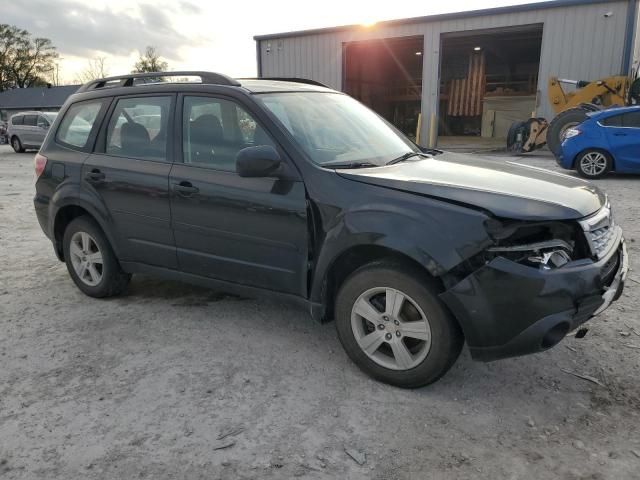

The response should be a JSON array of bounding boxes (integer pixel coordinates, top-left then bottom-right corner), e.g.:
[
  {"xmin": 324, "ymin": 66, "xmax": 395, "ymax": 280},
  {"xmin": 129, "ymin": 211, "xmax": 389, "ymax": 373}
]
[{"xmin": 4, "ymin": 0, "xmax": 552, "ymax": 84}]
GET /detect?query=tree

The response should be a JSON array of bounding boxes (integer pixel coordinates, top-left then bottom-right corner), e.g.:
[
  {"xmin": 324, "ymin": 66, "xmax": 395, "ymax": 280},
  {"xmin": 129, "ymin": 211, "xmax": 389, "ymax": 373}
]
[
  {"xmin": 75, "ymin": 57, "xmax": 109, "ymax": 84},
  {"xmin": 132, "ymin": 46, "xmax": 168, "ymax": 73},
  {"xmin": 0, "ymin": 24, "xmax": 58, "ymax": 91}
]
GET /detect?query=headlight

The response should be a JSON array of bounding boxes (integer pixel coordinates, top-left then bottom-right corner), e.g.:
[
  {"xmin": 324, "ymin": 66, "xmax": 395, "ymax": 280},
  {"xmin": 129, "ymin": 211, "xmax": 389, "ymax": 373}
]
[
  {"xmin": 482, "ymin": 220, "xmax": 587, "ymax": 269},
  {"xmin": 563, "ymin": 127, "xmax": 581, "ymax": 140},
  {"xmin": 488, "ymin": 239, "xmax": 572, "ymax": 269}
]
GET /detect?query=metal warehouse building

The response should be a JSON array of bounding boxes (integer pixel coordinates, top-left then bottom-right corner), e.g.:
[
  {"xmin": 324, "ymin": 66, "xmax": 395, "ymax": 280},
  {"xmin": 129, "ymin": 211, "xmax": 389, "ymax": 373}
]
[{"xmin": 254, "ymin": 0, "xmax": 640, "ymax": 147}]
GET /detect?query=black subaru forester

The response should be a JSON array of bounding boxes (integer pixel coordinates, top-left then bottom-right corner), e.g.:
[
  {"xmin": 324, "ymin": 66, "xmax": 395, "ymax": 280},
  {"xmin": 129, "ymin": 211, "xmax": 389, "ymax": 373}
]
[{"xmin": 34, "ymin": 71, "xmax": 628, "ymax": 388}]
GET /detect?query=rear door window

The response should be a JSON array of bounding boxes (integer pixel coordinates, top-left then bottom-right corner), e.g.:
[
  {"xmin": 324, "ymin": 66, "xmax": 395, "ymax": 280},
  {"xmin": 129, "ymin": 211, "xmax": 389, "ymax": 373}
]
[
  {"xmin": 105, "ymin": 96, "xmax": 171, "ymax": 161},
  {"xmin": 23, "ymin": 115, "xmax": 37, "ymax": 126},
  {"xmin": 56, "ymin": 100, "xmax": 104, "ymax": 149},
  {"xmin": 11, "ymin": 115, "xmax": 24, "ymax": 126}
]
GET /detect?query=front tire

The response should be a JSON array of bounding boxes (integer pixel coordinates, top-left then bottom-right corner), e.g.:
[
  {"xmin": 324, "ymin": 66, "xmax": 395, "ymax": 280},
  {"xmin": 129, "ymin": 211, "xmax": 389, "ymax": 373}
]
[
  {"xmin": 335, "ymin": 261, "xmax": 463, "ymax": 388},
  {"xmin": 575, "ymin": 149, "xmax": 612, "ymax": 179},
  {"xmin": 62, "ymin": 216, "xmax": 130, "ymax": 297},
  {"xmin": 11, "ymin": 136, "xmax": 24, "ymax": 153}
]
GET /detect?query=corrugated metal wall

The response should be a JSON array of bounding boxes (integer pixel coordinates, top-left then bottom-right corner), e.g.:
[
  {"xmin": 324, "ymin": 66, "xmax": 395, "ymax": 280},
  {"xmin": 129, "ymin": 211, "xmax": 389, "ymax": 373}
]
[
  {"xmin": 257, "ymin": 0, "xmax": 631, "ymax": 146},
  {"xmin": 633, "ymin": 0, "xmax": 640, "ymax": 71}
]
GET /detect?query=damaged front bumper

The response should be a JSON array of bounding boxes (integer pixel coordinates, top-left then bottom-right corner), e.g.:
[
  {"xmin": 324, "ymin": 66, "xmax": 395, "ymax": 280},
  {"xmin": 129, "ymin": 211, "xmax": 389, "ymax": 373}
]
[{"xmin": 440, "ymin": 227, "xmax": 627, "ymax": 362}]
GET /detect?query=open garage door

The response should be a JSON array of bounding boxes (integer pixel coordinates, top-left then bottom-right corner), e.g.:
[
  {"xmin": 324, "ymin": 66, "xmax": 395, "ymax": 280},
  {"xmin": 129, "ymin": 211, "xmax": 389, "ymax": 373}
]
[
  {"xmin": 438, "ymin": 25, "xmax": 543, "ymax": 150},
  {"xmin": 343, "ymin": 36, "xmax": 424, "ymax": 142}
]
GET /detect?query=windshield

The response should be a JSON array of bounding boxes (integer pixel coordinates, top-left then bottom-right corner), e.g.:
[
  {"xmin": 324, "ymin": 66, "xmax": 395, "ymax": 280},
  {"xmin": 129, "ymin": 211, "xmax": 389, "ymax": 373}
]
[{"xmin": 257, "ymin": 92, "xmax": 417, "ymax": 167}]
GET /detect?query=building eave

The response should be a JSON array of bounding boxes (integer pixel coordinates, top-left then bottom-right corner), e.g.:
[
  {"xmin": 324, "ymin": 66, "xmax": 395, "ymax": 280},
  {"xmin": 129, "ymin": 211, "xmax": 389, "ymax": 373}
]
[{"xmin": 253, "ymin": 0, "xmax": 623, "ymax": 41}]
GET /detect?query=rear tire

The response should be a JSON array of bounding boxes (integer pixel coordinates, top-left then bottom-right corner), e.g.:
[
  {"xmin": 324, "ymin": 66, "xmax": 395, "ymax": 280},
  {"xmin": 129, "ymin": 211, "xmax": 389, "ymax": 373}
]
[
  {"xmin": 547, "ymin": 107, "xmax": 590, "ymax": 156},
  {"xmin": 11, "ymin": 136, "xmax": 24, "ymax": 153},
  {"xmin": 335, "ymin": 261, "xmax": 463, "ymax": 388},
  {"xmin": 62, "ymin": 216, "xmax": 130, "ymax": 297},
  {"xmin": 575, "ymin": 149, "xmax": 612, "ymax": 179}
]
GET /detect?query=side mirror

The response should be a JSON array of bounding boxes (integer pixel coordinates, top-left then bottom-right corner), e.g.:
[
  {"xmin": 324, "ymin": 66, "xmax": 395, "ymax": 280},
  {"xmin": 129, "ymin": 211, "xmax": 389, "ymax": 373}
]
[{"xmin": 236, "ymin": 145, "xmax": 281, "ymax": 178}]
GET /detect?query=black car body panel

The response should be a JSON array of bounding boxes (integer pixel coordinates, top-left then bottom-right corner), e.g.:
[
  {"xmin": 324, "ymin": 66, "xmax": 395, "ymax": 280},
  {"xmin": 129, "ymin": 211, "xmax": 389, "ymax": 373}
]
[
  {"xmin": 34, "ymin": 75, "xmax": 628, "ymax": 365},
  {"xmin": 441, "ymin": 233, "xmax": 626, "ymax": 361},
  {"xmin": 338, "ymin": 153, "xmax": 606, "ymax": 221}
]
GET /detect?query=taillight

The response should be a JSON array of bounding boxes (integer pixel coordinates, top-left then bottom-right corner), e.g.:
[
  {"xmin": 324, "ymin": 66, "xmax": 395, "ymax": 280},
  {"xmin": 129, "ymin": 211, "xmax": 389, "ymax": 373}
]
[{"xmin": 34, "ymin": 153, "xmax": 47, "ymax": 178}]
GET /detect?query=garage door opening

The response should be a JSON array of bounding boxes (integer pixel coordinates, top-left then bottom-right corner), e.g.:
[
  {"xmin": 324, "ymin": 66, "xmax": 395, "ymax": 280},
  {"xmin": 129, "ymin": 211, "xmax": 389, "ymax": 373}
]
[
  {"xmin": 438, "ymin": 25, "xmax": 543, "ymax": 149},
  {"xmin": 343, "ymin": 36, "xmax": 424, "ymax": 142}
]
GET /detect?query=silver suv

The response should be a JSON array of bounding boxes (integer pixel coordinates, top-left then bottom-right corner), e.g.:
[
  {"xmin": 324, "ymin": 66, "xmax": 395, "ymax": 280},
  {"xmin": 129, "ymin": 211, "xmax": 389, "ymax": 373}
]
[{"xmin": 7, "ymin": 111, "xmax": 57, "ymax": 152}]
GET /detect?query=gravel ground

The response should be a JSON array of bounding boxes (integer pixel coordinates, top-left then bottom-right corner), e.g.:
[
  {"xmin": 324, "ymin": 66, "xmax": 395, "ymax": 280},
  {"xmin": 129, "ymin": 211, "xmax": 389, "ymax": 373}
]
[{"xmin": 1, "ymin": 144, "xmax": 639, "ymax": 479}]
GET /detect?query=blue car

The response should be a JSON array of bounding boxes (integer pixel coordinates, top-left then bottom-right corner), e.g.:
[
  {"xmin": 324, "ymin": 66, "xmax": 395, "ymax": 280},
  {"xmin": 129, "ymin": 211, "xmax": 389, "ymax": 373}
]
[{"xmin": 558, "ymin": 105, "xmax": 640, "ymax": 179}]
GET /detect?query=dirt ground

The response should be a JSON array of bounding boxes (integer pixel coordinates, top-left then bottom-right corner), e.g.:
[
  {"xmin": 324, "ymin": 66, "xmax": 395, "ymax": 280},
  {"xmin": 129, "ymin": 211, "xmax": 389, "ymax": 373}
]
[{"xmin": 1, "ymin": 144, "xmax": 639, "ymax": 480}]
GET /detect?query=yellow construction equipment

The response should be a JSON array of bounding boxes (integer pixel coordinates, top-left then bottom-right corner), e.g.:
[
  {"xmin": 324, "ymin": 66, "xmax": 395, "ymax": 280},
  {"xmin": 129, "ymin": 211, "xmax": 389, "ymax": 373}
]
[{"xmin": 507, "ymin": 73, "xmax": 640, "ymax": 155}]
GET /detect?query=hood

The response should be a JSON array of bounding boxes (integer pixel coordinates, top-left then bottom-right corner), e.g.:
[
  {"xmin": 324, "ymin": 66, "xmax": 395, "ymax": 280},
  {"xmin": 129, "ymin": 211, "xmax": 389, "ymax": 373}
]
[{"xmin": 337, "ymin": 152, "xmax": 606, "ymax": 221}]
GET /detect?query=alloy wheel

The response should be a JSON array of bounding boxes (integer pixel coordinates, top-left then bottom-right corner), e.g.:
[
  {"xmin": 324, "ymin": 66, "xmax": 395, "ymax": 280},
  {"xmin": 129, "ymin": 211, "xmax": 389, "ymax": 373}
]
[
  {"xmin": 69, "ymin": 231, "xmax": 103, "ymax": 286},
  {"xmin": 579, "ymin": 151, "xmax": 607, "ymax": 176},
  {"xmin": 351, "ymin": 287, "xmax": 432, "ymax": 371}
]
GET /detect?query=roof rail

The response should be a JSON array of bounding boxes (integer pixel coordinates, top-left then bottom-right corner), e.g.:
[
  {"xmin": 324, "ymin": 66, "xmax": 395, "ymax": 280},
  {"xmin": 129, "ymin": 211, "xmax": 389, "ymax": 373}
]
[
  {"xmin": 241, "ymin": 77, "xmax": 330, "ymax": 88},
  {"xmin": 77, "ymin": 71, "xmax": 240, "ymax": 92}
]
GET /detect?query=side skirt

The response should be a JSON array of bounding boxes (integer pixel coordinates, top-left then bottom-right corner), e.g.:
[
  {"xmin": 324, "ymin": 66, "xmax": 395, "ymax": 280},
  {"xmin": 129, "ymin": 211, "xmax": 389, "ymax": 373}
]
[{"xmin": 120, "ymin": 261, "xmax": 325, "ymax": 322}]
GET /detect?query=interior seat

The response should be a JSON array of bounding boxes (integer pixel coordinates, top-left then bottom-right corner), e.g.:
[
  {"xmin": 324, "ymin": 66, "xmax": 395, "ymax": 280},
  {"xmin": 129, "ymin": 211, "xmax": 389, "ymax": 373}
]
[{"xmin": 121, "ymin": 122, "xmax": 151, "ymax": 158}]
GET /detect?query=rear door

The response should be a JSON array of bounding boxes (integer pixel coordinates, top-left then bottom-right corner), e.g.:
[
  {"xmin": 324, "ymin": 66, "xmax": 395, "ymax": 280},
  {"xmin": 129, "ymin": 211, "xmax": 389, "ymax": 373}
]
[
  {"xmin": 22, "ymin": 114, "xmax": 38, "ymax": 146},
  {"xmin": 602, "ymin": 111, "xmax": 640, "ymax": 171},
  {"xmin": 81, "ymin": 94, "xmax": 177, "ymax": 269},
  {"xmin": 169, "ymin": 93, "xmax": 309, "ymax": 295}
]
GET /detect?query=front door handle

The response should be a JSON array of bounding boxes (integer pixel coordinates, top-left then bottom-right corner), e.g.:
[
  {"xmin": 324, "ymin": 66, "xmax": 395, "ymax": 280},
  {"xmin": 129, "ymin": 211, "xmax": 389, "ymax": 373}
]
[
  {"xmin": 85, "ymin": 169, "xmax": 105, "ymax": 182},
  {"xmin": 613, "ymin": 132, "xmax": 628, "ymax": 136},
  {"xmin": 173, "ymin": 181, "xmax": 199, "ymax": 196}
]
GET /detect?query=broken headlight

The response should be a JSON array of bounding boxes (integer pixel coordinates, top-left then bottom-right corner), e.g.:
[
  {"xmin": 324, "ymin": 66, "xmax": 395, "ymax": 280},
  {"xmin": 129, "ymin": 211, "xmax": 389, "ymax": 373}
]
[
  {"xmin": 483, "ymin": 219, "xmax": 588, "ymax": 270},
  {"xmin": 487, "ymin": 239, "xmax": 573, "ymax": 269}
]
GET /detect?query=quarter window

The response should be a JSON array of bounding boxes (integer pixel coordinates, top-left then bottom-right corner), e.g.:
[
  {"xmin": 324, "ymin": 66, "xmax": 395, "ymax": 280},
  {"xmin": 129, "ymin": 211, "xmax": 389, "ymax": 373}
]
[
  {"xmin": 56, "ymin": 100, "xmax": 104, "ymax": 149},
  {"xmin": 182, "ymin": 96, "xmax": 274, "ymax": 171},
  {"xmin": 11, "ymin": 115, "xmax": 24, "ymax": 125},
  {"xmin": 106, "ymin": 96, "xmax": 171, "ymax": 161}
]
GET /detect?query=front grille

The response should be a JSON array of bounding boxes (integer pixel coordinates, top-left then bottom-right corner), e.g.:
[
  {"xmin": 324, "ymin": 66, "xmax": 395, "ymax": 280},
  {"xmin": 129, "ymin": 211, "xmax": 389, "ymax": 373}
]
[
  {"xmin": 587, "ymin": 225, "xmax": 616, "ymax": 258},
  {"xmin": 579, "ymin": 202, "xmax": 618, "ymax": 259}
]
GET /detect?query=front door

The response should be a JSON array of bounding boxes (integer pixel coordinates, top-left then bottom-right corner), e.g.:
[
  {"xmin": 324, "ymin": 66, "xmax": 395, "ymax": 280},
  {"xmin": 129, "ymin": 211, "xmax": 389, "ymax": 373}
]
[
  {"xmin": 81, "ymin": 94, "xmax": 177, "ymax": 269},
  {"xmin": 169, "ymin": 94, "xmax": 308, "ymax": 296}
]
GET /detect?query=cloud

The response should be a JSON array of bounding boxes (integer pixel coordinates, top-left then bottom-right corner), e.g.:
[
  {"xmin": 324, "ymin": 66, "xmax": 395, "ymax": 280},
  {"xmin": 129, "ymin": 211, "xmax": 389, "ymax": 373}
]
[{"xmin": 2, "ymin": 0, "xmax": 200, "ymax": 60}]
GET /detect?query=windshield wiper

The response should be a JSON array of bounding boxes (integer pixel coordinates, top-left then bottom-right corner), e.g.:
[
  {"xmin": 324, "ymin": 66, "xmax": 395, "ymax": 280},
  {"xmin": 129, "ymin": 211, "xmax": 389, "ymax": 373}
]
[
  {"xmin": 321, "ymin": 161, "xmax": 378, "ymax": 169},
  {"xmin": 385, "ymin": 151, "xmax": 430, "ymax": 165}
]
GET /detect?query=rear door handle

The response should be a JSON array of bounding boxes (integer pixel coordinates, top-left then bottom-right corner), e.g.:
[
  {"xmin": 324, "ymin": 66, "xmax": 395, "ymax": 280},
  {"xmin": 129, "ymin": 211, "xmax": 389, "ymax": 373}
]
[
  {"xmin": 85, "ymin": 169, "xmax": 105, "ymax": 182},
  {"xmin": 613, "ymin": 132, "xmax": 628, "ymax": 136},
  {"xmin": 173, "ymin": 181, "xmax": 199, "ymax": 196}
]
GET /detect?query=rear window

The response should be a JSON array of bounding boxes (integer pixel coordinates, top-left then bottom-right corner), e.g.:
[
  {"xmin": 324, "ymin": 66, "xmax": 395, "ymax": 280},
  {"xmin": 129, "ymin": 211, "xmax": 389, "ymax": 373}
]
[
  {"xmin": 11, "ymin": 115, "xmax": 24, "ymax": 126},
  {"xmin": 56, "ymin": 100, "xmax": 104, "ymax": 149}
]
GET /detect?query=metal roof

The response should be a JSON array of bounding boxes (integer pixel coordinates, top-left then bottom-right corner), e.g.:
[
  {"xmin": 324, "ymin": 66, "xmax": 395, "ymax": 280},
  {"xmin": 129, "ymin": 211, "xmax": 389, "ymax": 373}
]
[
  {"xmin": 253, "ymin": 0, "xmax": 623, "ymax": 40},
  {"xmin": 0, "ymin": 85, "xmax": 80, "ymax": 110}
]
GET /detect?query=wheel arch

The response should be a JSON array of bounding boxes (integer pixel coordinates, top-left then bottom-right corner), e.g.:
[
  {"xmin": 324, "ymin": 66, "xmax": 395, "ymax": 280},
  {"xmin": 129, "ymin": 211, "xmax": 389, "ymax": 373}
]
[
  {"xmin": 52, "ymin": 202, "xmax": 118, "ymax": 261},
  {"xmin": 317, "ymin": 244, "xmax": 445, "ymax": 323},
  {"xmin": 572, "ymin": 147, "xmax": 615, "ymax": 171}
]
